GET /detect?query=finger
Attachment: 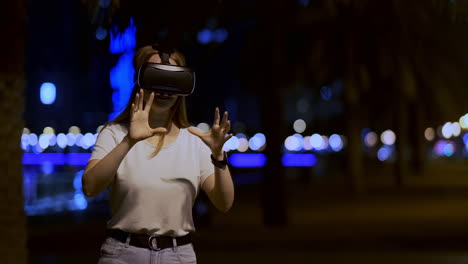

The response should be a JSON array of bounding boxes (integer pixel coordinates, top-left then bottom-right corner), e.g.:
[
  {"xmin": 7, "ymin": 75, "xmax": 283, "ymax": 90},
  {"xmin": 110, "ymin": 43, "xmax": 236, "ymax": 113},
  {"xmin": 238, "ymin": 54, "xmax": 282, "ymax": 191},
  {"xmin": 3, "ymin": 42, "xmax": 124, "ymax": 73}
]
[
  {"xmin": 223, "ymin": 133, "xmax": 234, "ymax": 144},
  {"xmin": 131, "ymin": 103, "xmax": 136, "ymax": 113},
  {"xmin": 139, "ymin": 89, "xmax": 144, "ymax": 111},
  {"xmin": 220, "ymin": 111, "xmax": 228, "ymax": 128},
  {"xmin": 187, "ymin": 127, "xmax": 203, "ymax": 137},
  {"xmin": 224, "ymin": 120, "xmax": 231, "ymax": 132},
  {"xmin": 134, "ymin": 93, "xmax": 140, "ymax": 111},
  {"xmin": 145, "ymin": 92, "xmax": 155, "ymax": 112},
  {"xmin": 213, "ymin": 107, "xmax": 220, "ymax": 126}
]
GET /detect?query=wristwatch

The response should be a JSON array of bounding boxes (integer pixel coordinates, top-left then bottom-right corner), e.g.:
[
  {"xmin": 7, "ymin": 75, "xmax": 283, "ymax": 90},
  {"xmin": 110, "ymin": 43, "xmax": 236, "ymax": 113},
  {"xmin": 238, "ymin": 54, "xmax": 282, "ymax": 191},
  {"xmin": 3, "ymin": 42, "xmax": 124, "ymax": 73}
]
[{"xmin": 210, "ymin": 152, "xmax": 228, "ymax": 169}]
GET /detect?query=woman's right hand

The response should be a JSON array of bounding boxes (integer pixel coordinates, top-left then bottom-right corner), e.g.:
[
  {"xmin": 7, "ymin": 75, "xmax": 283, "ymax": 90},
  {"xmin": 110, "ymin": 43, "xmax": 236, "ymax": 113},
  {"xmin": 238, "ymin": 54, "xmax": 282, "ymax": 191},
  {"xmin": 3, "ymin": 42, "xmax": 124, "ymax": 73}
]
[{"xmin": 128, "ymin": 89, "xmax": 167, "ymax": 144}]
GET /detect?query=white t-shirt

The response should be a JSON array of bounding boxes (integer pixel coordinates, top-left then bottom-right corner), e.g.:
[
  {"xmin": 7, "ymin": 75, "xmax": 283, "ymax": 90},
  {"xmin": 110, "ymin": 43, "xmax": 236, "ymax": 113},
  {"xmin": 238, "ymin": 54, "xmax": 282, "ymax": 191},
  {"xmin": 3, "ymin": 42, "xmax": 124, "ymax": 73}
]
[{"xmin": 90, "ymin": 123, "xmax": 214, "ymax": 236}]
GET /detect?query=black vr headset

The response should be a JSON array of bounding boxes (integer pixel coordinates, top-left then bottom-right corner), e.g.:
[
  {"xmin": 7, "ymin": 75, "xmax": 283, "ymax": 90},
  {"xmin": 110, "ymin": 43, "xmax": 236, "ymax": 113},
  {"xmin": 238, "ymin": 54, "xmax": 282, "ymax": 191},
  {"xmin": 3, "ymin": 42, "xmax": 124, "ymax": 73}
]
[{"xmin": 135, "ymin": 44, "xmax": 195, "ymax": 96}]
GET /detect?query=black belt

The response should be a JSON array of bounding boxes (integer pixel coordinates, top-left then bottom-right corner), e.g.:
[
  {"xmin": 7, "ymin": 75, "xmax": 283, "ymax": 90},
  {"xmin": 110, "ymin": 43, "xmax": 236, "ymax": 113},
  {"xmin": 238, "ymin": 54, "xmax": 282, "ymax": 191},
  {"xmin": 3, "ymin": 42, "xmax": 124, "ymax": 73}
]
[{"xmin": 106, "ymin": 229, "xmax": 192, "ymax": 251}]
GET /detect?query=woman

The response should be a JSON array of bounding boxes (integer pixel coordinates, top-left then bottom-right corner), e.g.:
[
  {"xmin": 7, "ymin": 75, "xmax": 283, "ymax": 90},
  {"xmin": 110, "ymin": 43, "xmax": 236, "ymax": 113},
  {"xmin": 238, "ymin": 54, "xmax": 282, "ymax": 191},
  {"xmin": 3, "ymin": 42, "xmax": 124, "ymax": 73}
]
[{"xmin": 82, "ymin": 45, "xmax": 235, "ymax": 264}]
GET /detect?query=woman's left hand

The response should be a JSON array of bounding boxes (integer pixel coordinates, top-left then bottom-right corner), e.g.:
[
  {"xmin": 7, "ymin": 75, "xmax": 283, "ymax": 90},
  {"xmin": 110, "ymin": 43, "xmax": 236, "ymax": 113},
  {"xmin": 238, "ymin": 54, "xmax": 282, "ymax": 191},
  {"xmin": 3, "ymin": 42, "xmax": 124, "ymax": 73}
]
[{"xmin": 187, "ymin": 107, "xmax": 233, "ymax": 157}]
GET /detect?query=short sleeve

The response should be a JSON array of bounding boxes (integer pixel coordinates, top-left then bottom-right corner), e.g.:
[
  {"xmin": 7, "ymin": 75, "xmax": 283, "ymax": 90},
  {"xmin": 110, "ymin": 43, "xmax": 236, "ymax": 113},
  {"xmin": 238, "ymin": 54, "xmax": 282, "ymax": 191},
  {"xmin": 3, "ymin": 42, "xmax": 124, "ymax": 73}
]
[
  {"xmin": 90, "ymin": 126, "xmax": 118, "ymax": 161},
  {"xmin": 199, "ymin": 141, "xmax": 214, "ymax": 186}
]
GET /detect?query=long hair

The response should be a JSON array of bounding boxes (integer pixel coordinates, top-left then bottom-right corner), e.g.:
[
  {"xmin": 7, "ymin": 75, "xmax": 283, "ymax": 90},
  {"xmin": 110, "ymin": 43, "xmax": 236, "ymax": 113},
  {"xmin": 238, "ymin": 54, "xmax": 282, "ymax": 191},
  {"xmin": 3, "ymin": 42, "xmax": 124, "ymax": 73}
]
[{"xmin": 101, "ymin": 45, "xmax": 191, "ymax": 158}]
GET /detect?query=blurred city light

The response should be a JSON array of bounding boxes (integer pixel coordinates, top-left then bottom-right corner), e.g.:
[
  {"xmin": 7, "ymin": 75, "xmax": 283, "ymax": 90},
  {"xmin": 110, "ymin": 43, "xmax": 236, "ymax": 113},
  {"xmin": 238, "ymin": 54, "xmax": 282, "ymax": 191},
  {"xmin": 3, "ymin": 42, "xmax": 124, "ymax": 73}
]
[
  {"xmin": 249, "ymin": 133, "xmax": 266, "ymax": 151},
  {"xmin": 66, "ymin": 133, "xmax": 76, "ymax": 147},
  {"xmin": 237, "ymin": 138, "xmax": 249, "ymax": 152},
  {"xmin": 310, "ymin": 133, "xmax": 323, "ymax": 150},
  {"xmin": 452, "ymin": 122, "xmax": 461, "ymax": 137},
  {"xmin": 95, "ymin": 27, "xmax": 107, "ymax": 40},
  {"xmin": 43, "ymin": 127, "xmax": 55, "ymax": 134},
  {"xmin": 381, "ymin": 130, "xmax": 396, "ymax": 145},
  {"xmin": 213, "ymin": 28, "xmax": 228, "ymax": 43},
  {"xmin": 293, "ymin": 119, "xmax": 306, "ymax": 133},
  {"xmin": 197, "ymin": 29, "xmax": 212, "ymax": 44},
  {"xmin": 282, "ymin": 153, "xmax": 317, "ymax": 167},
  {"xmin": 40, "ymin": 82, "xmax": 56, "ymax": 105},
  {"xmin": 29, "ymin": 133, "xmax": 38, "ymax": 146},
  {"xmin": 285, "ymin": 135, "xmax": 302, "ymax": 151},
  {"xmin": 364, "ymin": 131, "xmax": 378, "ymax": 147},
  {"xmin": 377, "ymin": 146, "xmax": 393, "ymax": 161},
  {"xmin": 329, "ymin": 134, "xmax": 343, "ymax": 152},
  {"xmin": 424, "ymin": 127, "xmax": 435, "ymax": 141},
  {"xmin": 303, "ymin": 136, "xmax": 312, "ymax": 150},
  {"xmin": 320, "ymin": 86, "xmax": 332, "ymax": 101},
  {"xmin": 38, "ymin": 134, "xmax": 49, "ymax": 149},
  {"xmin": 224, "ymin": 136, "xmax": 240, "ymax": 151},
  {"xmin": 57, "ymin": 133, "xmax": 67, "ymax": 149},
  {"xmin": 460, "ymin": 114, "xmax": 468, "ymax": 129},
  {"xmin": 69, "ymin": 126, "xmax": 81, "ymax": 134},
  {"xmin": 442, "ymin": 122, "xmax": 454, "ymax": 138},
  {"xmin": 196, "ymin": 123, "xmax": 210, "ymax": 133},
  {"xmin": 229, "ymin": 153, "xmax": 266, "ymax": 168},
  {"xmin": 109, "ymin": 17, "xmax": 136, "ymax": 54}
]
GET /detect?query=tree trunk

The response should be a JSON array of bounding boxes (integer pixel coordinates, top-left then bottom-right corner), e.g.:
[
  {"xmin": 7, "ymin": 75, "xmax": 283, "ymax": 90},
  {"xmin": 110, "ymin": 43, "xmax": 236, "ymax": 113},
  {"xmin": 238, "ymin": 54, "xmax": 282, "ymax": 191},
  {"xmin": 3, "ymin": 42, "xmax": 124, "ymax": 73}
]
[
  {"xmin": 0, "ymin": 1, "xmax": 28, "ymax": 263},
  {"xmin": 258, "ymin": 0, "xmax": 287, "ymax": 227}
]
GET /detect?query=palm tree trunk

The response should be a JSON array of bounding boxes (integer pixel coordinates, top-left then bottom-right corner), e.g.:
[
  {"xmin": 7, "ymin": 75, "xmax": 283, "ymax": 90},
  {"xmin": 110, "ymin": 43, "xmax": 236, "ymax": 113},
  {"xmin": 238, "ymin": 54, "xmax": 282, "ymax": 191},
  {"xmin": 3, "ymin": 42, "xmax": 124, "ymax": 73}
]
[{"xmin": 0, "ymin": 1, "xmax": 28, "ymax": 263}]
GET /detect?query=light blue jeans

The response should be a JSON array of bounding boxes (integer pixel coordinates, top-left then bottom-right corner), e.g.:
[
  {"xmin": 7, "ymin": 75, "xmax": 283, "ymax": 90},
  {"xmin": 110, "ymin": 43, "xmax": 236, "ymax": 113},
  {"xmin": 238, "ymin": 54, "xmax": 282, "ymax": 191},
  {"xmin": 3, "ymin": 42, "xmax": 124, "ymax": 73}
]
[{"xmin": 97, "ymin": 236, "xmax": 197, "ymax": 264}]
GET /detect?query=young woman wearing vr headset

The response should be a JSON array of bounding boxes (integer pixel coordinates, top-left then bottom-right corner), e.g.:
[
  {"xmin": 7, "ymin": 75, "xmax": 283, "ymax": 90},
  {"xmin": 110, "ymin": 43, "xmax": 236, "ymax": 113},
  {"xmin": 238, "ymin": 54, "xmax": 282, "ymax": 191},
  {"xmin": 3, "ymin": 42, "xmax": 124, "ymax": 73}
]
[{"xmin": 82, "ymin": 45, "xmax": 234, "ymax": 264}]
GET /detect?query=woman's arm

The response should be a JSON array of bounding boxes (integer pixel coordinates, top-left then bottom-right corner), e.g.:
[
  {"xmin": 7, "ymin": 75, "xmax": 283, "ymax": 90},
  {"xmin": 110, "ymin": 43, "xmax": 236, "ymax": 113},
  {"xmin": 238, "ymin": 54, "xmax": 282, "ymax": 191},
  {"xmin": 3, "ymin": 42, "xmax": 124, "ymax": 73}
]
[
  {"xmin": 82, "ymin": 135, "xmax": 136, "ymax": 197},
  {"xmin": 202, "ymin": 152, "xmax": 234, "ymax": 213}
]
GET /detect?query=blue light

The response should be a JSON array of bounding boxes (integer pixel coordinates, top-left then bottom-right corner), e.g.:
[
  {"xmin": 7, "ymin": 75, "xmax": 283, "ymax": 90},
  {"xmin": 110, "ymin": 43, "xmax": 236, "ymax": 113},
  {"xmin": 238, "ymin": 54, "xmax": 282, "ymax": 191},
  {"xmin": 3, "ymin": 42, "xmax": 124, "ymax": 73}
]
[
  {"xmin": 229, "ymin": 153, "xmax": 266, "ymax": 168},
  {"xmin": 444, "ymin": 143, "xmax": 455, "ymax": 157},
  {"xmin": 282, "ymin": 154, "xmax": 317, "ymax": 167},
  {"xmin": 298, "ymin": 0, "xmax": 310, "ymax": 7},
  {"xmin": 463, "ymin": 134, "xmax": 468, "ymax": 145},
  {"xmin": 96, "ymin": 27, "xmax": 107, "ymax": 40},
  {"xmin": 320, "ymin": 86, "xmax": 332, "ymax": 101},
  {"xmin": 213, "ymin": 28, "xmax": 228, "ymax": 43},
  {"xmin": 225, "ymin": 136, "xmax": 240, "ymax": 150},
  {"xmin": 40, "ymin": 82, "xmax": 56, "ymax": 105},
  {"xmin": 29, "ymin": 133, "xmax": 38, "ymax": 146},
  {"xmin": 41, "ymin": 161, "xmax": 54, "ymax": 175},
  {"xmin": 67, "ymin": 153, "xmax": 92, "ymax": 165},
  {"xmin": 109, "ymin": 51, "xmax": 135, "ymax": 120},
  {"xmin": 57, "ymin": 133, "xmax": 67, "ymax": 148},
  {"xmin": 74, "ymin": 192, "xmax": 88, "ymax": 210},
  {"xmin": 377, "ymin": 146, "xmax": 392, "ymax": 161},
  {"xmin": 73, "ymin": 170, "xmax": 84, "ymax": 191},
  {"xmin": 22, "ymin": 153, "xmax": 91, "ymax": 165},
  {"xmin": 23, "ymin": 153, "xmax": 65, "ymax": 165},
  {"xmin": 197, "ymin": 29, "xmax": 212, "ymax": 44},
  {"xmin": 109, "ymin": 17, "xmax": 136, "ymax": 54},
  {"xmin": 329, "ymin": 134, "xmax": 343, "ymax": 152}
]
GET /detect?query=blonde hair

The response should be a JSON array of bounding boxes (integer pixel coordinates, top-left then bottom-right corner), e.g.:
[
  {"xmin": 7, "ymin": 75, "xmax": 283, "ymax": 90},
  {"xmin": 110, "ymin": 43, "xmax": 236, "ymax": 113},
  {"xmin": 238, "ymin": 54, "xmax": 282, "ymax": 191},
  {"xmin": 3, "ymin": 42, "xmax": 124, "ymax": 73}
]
[{"xmin": 102, "ymin": 45, "xmax": 191, "ymax": 158}]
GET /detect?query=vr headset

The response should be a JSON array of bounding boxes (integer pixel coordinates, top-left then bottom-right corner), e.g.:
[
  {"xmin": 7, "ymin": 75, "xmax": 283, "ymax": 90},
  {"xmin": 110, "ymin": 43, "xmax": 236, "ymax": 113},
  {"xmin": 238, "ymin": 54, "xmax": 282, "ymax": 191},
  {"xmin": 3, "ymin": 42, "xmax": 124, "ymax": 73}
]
[{"xmin": 135, "ymin": 44, "xmax": 195, "ymax": 96}]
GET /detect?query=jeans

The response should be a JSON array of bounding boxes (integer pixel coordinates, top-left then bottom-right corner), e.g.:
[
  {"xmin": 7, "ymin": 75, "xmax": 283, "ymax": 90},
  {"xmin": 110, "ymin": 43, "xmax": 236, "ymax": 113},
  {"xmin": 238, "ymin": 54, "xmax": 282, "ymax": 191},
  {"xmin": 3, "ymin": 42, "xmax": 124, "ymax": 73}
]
[{"xmin": 97, "ymin": 236, "xmax": 197, "ymax": 264}]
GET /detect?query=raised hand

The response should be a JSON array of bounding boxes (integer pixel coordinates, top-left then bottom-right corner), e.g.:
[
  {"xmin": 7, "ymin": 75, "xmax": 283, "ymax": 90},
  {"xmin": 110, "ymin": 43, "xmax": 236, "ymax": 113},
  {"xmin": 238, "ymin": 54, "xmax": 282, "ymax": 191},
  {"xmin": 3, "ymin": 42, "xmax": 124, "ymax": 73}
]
[
  {"xmin": 187, "ymin": 107, "xmax": 233, "ymax": 156},
  {"xmin": 128, "ymin": 89, "xmax": 167, "ymax": 143}
]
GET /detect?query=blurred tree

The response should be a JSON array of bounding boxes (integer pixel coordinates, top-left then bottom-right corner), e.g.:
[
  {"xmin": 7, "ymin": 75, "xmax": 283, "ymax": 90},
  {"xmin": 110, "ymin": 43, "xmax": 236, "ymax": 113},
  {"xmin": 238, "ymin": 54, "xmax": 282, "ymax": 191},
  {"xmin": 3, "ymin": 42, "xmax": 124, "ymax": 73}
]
[
  {"xmin": 295, "ymin": 0, "xmax": 468, "ymax": 188},
  {"xmin": 0, "ymin": 1, "xmax": 28, "ymax": 263}
]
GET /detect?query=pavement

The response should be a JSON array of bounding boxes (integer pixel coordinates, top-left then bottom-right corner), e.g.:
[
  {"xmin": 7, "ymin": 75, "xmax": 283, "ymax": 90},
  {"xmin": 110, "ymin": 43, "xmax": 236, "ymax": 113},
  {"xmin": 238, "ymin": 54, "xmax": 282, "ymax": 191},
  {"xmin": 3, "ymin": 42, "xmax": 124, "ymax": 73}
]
[{"xmin": 26, "ymin": 167, "xmax": 468, "ymax": 264}]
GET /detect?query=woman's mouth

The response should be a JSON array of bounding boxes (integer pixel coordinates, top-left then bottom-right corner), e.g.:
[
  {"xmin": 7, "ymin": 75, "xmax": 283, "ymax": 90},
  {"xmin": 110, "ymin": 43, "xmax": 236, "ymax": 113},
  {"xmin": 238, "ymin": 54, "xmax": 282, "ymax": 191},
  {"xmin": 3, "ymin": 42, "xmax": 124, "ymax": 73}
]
[{"xmin": 156, "ymin": 93, "xmax": 176, "ymax": 99}]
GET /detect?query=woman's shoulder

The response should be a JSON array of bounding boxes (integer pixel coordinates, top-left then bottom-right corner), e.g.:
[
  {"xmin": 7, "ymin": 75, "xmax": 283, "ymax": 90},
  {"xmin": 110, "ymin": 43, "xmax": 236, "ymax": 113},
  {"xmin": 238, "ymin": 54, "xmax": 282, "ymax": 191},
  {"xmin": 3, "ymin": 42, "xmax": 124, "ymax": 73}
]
[{"xmin": 99, "ymin": 122, "xmax": 129, "ymax": 136}]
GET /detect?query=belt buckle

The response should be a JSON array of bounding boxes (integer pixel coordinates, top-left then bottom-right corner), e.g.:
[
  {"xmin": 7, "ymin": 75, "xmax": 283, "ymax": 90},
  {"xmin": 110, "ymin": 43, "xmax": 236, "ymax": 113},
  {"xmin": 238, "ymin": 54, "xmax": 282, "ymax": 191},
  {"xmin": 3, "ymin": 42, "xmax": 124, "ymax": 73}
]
[{"xmin": 148, "ymin": 235, "xmax": 161, "ymax": 251}]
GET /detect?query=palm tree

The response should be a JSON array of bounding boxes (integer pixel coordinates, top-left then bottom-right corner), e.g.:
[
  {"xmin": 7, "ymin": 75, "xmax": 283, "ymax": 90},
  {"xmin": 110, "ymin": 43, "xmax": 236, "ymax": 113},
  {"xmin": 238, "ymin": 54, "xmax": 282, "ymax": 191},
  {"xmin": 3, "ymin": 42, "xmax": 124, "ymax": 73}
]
[{"xmin": 0, "ymin": 1, "xmax": 28, "ymax": 263}]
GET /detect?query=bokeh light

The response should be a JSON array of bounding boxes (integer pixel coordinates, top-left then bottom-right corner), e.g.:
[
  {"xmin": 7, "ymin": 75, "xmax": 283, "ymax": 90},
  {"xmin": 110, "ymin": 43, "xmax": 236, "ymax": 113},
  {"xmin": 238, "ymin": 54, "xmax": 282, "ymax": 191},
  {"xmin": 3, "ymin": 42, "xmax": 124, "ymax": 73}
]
[
  {"xmin": 57, "ymin": 133, "xmax": 67, "ymax": 149},
  {"xmin": 237, "ymin": 138, "xmax": 249, "ymax": 152},
  {"xmin": 310, "ymin": 133, "xmax": 323, "ymax": 150},
  {"xmin": 329, "ymin": 134, "xmax": 343, "ymax": 152},
  {"xmin": 364, "ymin": 131, "xmax": 378, "ymax": 147},
  {"xmin": 381, "ymin": 130, "xmax": 396, "ymax": 145},
  {"xmin": 69, "ymin": 126, "xmax": 81, "ymax": 135},
  {"xmin": 196, "ymin": 123, "xmax": 210, "ymax": 133},
  {"xmin": 293, "ymin": 119, "xmax": 306, "ymax": 133},
  {"xmin": 424, "ymin": 127, "xmax": 435, "ymax": 141}
]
